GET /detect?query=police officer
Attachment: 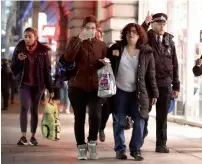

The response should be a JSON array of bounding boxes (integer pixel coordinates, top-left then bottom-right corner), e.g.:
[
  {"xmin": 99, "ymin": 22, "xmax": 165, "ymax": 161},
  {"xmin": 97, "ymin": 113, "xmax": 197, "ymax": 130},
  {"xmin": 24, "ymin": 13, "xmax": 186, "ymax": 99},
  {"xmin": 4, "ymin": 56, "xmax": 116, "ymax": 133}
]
[
  {"xmin": 193, "ymin": 56, "xmax": 202, "ymax": 76},
  {"xmin": 142, "ymin": 13, "xmax": 180, "ymax": 153}
]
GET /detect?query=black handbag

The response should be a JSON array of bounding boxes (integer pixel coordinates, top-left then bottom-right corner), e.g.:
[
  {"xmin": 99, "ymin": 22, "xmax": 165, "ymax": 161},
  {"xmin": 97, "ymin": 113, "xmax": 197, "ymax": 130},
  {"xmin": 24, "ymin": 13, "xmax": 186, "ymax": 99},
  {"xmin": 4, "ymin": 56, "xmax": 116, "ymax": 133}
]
[{"xmin": 58, "ymin": 55, "xmax": 76, "ymax": 81}]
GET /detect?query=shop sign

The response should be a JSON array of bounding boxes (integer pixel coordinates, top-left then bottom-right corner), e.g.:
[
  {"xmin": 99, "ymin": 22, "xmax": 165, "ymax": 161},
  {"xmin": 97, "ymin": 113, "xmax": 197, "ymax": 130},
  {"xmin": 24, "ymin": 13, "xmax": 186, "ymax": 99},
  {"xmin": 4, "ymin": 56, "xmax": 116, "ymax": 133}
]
[{"xmin": 42, "ymin": 25, "xmax": 56, "ymax": 38}]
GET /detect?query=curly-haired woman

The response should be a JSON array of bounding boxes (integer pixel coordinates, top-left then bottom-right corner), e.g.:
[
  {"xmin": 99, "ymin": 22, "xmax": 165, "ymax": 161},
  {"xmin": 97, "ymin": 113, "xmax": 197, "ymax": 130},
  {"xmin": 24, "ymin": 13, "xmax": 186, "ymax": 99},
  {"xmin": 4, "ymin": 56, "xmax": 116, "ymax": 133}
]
[{"xmin": 108, "ymin": 23, "xmax": 159, "ymax": 161}]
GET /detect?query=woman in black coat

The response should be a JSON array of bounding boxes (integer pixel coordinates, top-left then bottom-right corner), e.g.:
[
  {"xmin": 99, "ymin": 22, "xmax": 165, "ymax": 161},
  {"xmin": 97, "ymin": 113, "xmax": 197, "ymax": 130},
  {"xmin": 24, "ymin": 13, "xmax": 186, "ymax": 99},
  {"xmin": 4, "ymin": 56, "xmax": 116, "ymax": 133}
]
[
  {"xmin": 11, "ymin": 27, "xmax": 54, "ymax": 146},
  {"xmin": 108, "ymin": 23, "xmax": 159, "ymax": 161}
]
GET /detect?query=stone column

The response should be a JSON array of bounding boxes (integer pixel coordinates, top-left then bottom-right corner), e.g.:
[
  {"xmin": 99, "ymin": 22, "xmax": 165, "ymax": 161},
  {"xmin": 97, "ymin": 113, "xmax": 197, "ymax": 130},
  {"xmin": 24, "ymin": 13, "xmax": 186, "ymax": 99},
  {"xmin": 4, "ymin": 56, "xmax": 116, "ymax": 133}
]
[
  {"xmin": 32, "ymin": 1, "xmax": 40, "ymax": 30},
  {"xmin": 67, "ymin": 1, "xmax": 96, "ymax": 37},
  {"xmin": 100, "ymin": 0, "xmax": 139, "ymax": 46},
  {"xmin": 56, "ymin": 1, "xmax": 68, "ymax": 55}
]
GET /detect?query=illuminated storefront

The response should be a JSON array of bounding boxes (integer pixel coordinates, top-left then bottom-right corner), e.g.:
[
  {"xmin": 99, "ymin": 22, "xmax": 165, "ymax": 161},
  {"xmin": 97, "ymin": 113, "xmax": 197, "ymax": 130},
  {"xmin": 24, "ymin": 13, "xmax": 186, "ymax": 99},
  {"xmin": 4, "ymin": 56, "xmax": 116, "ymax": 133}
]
[
  {"xmin": 139, "ymin": 0, "xmax": 202, "ymax": 125},
  {"xmin": 40, "ymin": 22, "xmax": 57, "ymax": 76}
]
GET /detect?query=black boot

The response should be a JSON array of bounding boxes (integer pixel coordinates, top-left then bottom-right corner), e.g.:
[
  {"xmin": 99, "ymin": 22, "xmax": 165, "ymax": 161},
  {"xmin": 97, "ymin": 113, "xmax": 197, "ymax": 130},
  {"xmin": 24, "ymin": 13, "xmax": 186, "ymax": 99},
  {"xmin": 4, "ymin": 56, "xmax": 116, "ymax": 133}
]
[
  {"xmin": 155, "ymin": 145, "xmax": 170, "ymax": 153},
  {"xmin": 130, "ymin": 149, "xmax": 144, "ymax": 161},
  {"xmin": 2, "ymin": 107, "xmax": 8, "ymax": 110},
  {"xmin": 116, "ymin": 151, "xmax": 127, "ymax": 160}
]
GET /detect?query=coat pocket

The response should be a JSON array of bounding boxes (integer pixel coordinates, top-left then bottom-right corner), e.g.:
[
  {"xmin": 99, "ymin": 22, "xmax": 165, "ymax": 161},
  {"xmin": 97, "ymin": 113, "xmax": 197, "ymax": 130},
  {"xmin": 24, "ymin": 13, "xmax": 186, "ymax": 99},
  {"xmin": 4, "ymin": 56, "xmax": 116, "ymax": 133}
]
[{"xmin": 161, "ymin": 55, "xmax": 173, "ymax": 74}]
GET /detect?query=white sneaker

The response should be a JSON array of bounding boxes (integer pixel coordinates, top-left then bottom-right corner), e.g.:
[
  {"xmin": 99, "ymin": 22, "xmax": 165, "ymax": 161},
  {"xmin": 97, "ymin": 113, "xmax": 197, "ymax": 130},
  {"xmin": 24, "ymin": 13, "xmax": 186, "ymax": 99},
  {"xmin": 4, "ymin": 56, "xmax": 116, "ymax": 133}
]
[
  {"xmin": 66, "ymin": 109, "xmax": 70, "ymax": 114},
  {"xmin": 88, "ymin": 140, "xmax": 98, "ymax": 159},
  {"xmin": 77, "ymin": 144, "xmax": 87, "ymax": 160}
]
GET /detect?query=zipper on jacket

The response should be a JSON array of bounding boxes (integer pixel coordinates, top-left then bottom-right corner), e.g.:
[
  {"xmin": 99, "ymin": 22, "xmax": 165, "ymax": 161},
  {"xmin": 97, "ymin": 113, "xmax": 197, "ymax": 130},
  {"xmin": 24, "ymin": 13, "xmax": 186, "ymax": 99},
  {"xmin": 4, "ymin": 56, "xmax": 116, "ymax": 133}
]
[
  {"xmin": 136, "ymin": 49, "xmax": 146, "ymax": 112},
  {"xmin": 73, "ymin": 69, "xmax": 80, "ymax": 82},
  {"xmin": 35, "ymin": 53, "xmax": 41, "ymax": 88},
  {"xmin": 19, "ymin": 59, "xmax": 26, "ymax": 88},
  {"xmin": 87, "ymin": 44, "xmax": 91, "ymax": 90}
]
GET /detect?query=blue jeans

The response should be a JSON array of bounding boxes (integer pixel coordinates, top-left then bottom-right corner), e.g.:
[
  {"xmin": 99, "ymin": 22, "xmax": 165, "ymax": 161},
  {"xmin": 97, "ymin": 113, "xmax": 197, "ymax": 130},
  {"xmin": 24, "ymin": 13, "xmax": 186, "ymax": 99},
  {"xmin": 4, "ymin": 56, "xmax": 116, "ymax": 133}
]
[
  {"xmin": 60, "ymin": 88, "xmax": 70, "ymax": 110},
  {"xmin": 113, "ymin": 88, "xmax": 145, "ymax": 153}
]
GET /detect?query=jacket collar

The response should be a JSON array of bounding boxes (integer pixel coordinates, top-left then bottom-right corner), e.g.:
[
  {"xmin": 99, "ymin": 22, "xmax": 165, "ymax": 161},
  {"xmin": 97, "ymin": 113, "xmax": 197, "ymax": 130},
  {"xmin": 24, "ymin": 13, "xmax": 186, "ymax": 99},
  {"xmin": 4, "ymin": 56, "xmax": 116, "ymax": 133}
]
[
  {"xmin": 148, "ymin": 29, "xmax": 174, "ymax": 46},
  {"xmin": 15, "ymin": 40, "xmax": 50, "ymax": 53},
  {"xmin": 115, "ymin": 40, "xmax": 153, "ymax": 53}
]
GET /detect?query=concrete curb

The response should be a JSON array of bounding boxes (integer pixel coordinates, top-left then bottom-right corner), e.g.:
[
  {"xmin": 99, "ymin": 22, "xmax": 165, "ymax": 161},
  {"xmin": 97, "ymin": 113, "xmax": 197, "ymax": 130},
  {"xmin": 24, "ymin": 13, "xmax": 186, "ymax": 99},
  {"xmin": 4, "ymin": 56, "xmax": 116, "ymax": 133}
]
[
  {"xmin": 167, "ymin": 115, "xmax": 202, "ymax": 128},
  {"xmin": 150, "ymin": 114, "xmax": 202, "ymax": 128}
]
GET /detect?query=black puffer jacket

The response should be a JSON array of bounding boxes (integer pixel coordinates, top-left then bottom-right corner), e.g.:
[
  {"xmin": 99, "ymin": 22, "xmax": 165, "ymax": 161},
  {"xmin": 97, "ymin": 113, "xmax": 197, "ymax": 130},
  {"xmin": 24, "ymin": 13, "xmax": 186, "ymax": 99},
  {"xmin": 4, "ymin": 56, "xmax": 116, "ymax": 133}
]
[
  {"xmin": 142, "ymin": 22, "xmax": 180, "ymax": 91},
  {"xmin": 11, "ymin": 40, "xmax": 53, "ymax": 92},
  {"xmin": 108, "ymin": 41, "xmax": 159, "ymax": 119}
]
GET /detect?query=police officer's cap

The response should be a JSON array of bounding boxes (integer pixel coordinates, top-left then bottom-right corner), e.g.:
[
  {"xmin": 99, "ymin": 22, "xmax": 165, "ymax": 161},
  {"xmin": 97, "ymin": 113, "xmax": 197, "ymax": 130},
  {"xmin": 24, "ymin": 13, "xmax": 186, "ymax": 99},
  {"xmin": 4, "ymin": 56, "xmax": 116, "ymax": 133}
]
[{"xmin": 151, "ymin": 13, "xmax": 168, "ymax": 23}]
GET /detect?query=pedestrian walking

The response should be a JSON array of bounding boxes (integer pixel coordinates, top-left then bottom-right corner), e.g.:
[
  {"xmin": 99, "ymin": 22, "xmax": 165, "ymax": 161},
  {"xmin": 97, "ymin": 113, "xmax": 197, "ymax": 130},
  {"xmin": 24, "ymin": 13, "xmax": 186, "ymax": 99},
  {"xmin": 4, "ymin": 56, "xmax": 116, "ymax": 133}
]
[
  {"xmin": 11, "ymin": 27, "xmax": 54, "ymax": 146},
  {"xmin": 61, "ymin": 15, "xmax": 108, "ymax": 160},
  {"xmin": 142, "ymin": 13, "xmax": 180, "ymax": 153},
  {"xmin": 108, "ymin": 23, "xmax": 159, "ymax": 160},
  {"xmin": 1, "ymin": 59, "xmax": 13, "ymax": 110}
]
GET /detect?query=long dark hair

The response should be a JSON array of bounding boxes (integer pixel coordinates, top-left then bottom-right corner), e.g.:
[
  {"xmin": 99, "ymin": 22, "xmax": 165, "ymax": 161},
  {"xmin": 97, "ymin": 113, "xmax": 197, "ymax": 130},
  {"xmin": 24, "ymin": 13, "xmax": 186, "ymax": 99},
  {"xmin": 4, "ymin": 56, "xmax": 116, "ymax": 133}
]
[{"xmin": 120, "ymin": 23, "xmax": 148, "ymax": 48}]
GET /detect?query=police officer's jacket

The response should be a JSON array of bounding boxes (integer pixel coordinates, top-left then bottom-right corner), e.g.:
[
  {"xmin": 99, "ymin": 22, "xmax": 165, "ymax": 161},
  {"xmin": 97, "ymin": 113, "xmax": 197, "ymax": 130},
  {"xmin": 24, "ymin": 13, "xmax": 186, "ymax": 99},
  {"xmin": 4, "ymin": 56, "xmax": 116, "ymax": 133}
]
[
  {"xmin": 193, "ymin": 56, "xmax": 202, "ymax": 76},
  {"xmin": 142, "ymin": 22, "xmax": 180, "ymax": 91}
]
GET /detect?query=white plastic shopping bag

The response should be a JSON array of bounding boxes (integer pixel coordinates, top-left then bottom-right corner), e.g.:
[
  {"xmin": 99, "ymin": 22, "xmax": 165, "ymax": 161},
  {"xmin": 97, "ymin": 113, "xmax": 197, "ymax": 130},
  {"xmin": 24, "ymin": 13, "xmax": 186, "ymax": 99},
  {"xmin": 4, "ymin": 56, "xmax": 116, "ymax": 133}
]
[{"xmin": 97, "ymin": 63, "xmax": 116, "ymax": 98}]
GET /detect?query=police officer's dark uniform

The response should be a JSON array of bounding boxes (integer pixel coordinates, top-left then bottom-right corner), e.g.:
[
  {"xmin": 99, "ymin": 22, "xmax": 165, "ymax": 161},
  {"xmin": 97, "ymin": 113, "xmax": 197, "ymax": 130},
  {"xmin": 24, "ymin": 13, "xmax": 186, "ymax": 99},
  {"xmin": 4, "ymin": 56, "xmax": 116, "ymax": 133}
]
[
  {"xmin": 142, "ymin": 13, "xmax": 180, "ymax": 153},
  {"xmin": 193, "ymin": 56, "xmax": 202, "ymax": 76}
]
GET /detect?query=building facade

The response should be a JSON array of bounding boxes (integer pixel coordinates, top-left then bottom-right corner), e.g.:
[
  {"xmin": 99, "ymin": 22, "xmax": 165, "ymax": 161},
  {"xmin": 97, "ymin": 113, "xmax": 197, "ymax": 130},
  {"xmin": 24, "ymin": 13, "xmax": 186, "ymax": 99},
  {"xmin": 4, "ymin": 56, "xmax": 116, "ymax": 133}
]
[{"xmin": 61, "ymin": 0, "xmax": 139, "ymax": 46}]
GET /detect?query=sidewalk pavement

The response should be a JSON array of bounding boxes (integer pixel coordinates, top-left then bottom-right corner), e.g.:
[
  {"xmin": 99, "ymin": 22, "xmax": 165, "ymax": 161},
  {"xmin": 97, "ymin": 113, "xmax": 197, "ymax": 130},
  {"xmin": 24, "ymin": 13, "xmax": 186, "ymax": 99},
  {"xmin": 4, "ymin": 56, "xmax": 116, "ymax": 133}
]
[{"xmin": 1, "ymin": 101, "xmax": 202, "ymax": 164}]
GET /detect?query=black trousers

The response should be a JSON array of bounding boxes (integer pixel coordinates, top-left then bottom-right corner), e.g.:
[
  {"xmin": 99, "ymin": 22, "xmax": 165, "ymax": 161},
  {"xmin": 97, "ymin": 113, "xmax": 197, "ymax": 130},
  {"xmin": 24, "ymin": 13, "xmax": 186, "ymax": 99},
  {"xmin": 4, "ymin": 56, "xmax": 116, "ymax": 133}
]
[
  {"xmin": 68, "ymin": 87, "xmax": 102, "ymax": 145},
  {"xmin": 100, "ymin": 99, "xmax": 111, "ymax": 131},
  {"xmin": 156, "ymin": 86, "xmax": 171, "ymax": 147},
  {"xmin": 2, "ymin": 88, "xmax": 9, "ymax": 108},
  {"xmin": 11, "ymin": 86, "xmax": 16, "ymax": 101}
]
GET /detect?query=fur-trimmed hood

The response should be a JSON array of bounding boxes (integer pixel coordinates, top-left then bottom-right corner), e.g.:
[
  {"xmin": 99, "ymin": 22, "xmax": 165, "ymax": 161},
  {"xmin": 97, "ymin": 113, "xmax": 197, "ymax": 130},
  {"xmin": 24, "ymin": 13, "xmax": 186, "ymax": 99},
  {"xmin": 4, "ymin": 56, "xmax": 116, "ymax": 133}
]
[{"xmin": 15, "ymin": 40, "xmax": 51, "ymax": 52}]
